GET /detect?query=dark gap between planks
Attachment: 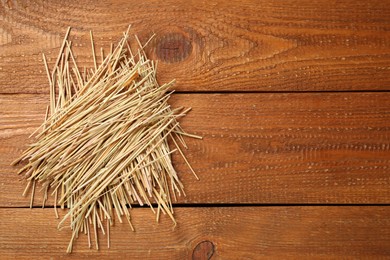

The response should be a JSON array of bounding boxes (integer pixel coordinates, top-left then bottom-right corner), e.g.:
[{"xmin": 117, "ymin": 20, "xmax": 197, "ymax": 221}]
[{"xmin": 2, "ymin": 203, "xmax": 390, "ymax": 209}]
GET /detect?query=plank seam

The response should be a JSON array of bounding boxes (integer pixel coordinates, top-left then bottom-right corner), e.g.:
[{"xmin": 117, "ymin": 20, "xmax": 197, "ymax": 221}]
[{"xmin": 2, "ymin": 203, "xmax": 390, "ymax": 209}]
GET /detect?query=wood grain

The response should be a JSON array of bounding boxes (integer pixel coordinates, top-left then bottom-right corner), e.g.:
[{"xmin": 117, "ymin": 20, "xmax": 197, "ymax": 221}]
[
  {"xmin": 0, "ymin": 207, "xmax": 389, "ymax": 259},
  {"xmin": 1, "ymin": 0, "xmax": 390, "ymax": 93},
  {"xmin": 1, "ymin": 93, "xmax": 389, "ymax": 207}
]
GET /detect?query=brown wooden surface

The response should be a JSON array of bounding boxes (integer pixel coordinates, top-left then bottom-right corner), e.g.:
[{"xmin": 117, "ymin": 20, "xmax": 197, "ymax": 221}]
[
  {"xmin": 1, "ymin": 93, "xmax": 389, "ymax": 207},
  {"xmin": 1, "ymin": 0, "xmax": 390, "ymax": 93},
  {"xmin": 1, "ymin": 0, "xmax": 390, "ymax": 258},
  {"xmin": 1, "ymin": 207, "xmax": 390, "ymax": 259}
]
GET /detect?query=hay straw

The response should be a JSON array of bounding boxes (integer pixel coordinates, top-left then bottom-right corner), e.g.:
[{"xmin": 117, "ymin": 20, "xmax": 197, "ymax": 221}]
[{"xmin": 12, "ymin": 26, "xmax": 201, "ymax": 253}]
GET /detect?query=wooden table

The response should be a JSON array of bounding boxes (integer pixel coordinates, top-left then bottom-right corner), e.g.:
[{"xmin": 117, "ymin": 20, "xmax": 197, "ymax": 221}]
[{"xmin": 1, "ymin": 0, "xmax": 390, "ymax": 259}]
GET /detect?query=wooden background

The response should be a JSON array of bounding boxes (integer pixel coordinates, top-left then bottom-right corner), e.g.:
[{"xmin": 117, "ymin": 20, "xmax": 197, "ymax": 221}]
[{"xmin": 1, "ymin": 0, "xmax": 390, "ymax": 259}]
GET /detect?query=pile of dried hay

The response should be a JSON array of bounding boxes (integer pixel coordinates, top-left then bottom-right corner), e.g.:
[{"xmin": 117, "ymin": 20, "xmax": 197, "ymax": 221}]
[{"xmin": 12, "ymin": 26, "xmax": 200, "ymax": 253}]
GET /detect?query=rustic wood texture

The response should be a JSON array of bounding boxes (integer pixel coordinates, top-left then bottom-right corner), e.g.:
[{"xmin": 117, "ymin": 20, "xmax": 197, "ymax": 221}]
[
  {"xmin": 1, "ymin": 93, "xmax": 389, "ymax": 207},
  {"xmin": 1, "ymin": 0, "xmax": 390, "ymax": 258},
  {"xmin": 1, "ymin": 207, "xmax": 389, "ymax": 259},
  {"xmin": 1, "ymin": 0, "xmax": 390, "ymax": 93}
]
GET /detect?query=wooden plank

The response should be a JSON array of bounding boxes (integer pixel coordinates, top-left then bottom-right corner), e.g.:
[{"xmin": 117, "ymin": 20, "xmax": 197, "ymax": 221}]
[
  {"xmin": 1, "ymin": 0, "xmax": 390, "ymax": 93},
  {"xmin": 1, "ymin": 93, "xmax": 389, "ymax": 206},
  {"xmin": 0, "ymin": 207, "xmax": 389, "ymax": 258}
]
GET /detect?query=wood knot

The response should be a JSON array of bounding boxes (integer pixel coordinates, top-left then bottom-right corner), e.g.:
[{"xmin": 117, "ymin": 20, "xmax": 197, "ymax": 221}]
[
  {"xmin": 155, "ymin": 33, "xmax": 192, "ymax": 63},
  {"xmin": 192, "ymin": 240, "xmax": 215, "ymax": 260}
]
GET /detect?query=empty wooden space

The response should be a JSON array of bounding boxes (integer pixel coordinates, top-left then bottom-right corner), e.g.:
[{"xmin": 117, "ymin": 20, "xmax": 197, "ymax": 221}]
[{"xmin": 1, "ymin": 0, "xmax": 390, "ymax": 259}]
